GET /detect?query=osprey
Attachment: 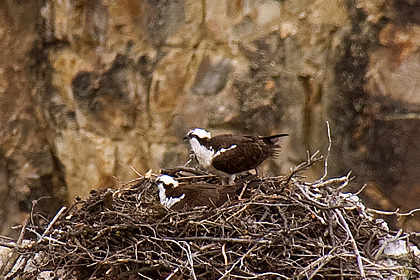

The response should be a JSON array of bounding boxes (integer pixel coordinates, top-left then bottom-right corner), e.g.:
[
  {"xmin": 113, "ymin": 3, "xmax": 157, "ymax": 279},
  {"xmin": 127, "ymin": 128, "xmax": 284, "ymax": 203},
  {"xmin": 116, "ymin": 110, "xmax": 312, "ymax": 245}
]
[
  {"xmin": 155, "ymin": 175, "xmax": 241, "ymax": 210},
  {"xmin": 185, "ymin": 128, "xmax": 288, "ymax": 184}
]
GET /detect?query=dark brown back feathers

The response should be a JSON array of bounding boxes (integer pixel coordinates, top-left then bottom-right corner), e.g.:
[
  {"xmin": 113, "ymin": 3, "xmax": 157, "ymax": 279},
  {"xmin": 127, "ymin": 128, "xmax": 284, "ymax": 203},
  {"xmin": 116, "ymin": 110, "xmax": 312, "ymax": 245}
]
[
  {"xmin": 166, "ymin": 182, "xmax": 242, "ymax": 211},
  {"xmin": 210, "ymin": 133, "xmax": 288, "ymax": 174}
]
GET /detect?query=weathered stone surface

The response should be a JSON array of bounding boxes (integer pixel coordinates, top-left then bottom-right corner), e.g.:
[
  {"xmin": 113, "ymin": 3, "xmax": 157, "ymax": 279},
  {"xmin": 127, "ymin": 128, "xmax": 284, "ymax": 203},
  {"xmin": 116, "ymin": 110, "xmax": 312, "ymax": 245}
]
[
  {"xmin": 149, "ymin": 48, "xmax": 194, "ymax": 126},
  {"xmin": 365, "ymin": 30, "xmax": 420, "ymax": 215},
  {"xmin": 367, "ymin": 23, "xmax": 420, "ymax": 105},
  {"xmin": 190, "ymin": 55, "xmax": 231, "ymax": 96},
  {"xmin": 0, "ymin": 0, "xmax": 67, "ymax": 237},
  {"xmin": 71, "ymin": 58, "xmax": 138, "ymax": 135},
  {"xmin": 1, "ymin": 0, "xmax": 420, "ymax": 237}
]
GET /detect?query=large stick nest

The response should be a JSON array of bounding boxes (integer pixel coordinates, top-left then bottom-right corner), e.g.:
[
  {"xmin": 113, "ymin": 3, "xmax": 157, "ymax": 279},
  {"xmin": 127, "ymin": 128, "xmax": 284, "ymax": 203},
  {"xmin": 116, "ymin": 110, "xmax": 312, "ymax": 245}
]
[{"xmin": 2, "ymin": 157, "xmax": 420, "ymax": 279}]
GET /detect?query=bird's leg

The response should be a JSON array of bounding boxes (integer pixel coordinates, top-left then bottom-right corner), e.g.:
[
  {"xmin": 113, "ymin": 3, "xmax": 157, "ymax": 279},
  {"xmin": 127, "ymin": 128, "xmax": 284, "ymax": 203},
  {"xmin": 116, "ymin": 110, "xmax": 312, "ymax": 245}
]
[
  {"xmin": 183, "ymin": 151, "xmax": 196, "ymax": 166},
  {"xmin": 228, "ymin": 174, "xmax": 236, "ymax": 185},
  {"xmin": 254, "ymin": 167, "xmax": 264, "ymax": 178},
  {"xmin": 183, "ymin": 158, "xmax": 192, "ymax": 166}
]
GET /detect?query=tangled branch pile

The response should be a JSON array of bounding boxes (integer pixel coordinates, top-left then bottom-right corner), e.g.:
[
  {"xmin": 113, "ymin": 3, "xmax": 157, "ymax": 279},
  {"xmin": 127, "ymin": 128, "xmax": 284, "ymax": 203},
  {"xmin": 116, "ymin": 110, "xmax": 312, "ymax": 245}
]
[{"xmin": 2, "ymin": 160, "xmax": 420, "ymax": 279}]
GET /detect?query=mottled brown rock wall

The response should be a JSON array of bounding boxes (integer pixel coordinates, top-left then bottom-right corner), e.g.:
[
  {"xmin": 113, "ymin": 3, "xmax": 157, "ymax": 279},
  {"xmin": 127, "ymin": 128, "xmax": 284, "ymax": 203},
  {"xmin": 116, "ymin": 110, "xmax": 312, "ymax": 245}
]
[
  {"xmin": 1, "ymin": 0, "xmax": 420, "ymax": 236},
  {"xmin": 0, "ymin": 0, "xmax": 67, "ymax": 236},
  {"xmin": 331, "ymin": 0, "xmax": 420, "ymax": 230}
]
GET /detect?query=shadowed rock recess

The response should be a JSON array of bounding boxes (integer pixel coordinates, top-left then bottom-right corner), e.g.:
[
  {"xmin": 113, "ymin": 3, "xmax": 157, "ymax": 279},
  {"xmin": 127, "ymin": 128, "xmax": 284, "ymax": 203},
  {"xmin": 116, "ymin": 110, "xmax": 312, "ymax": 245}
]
[{"xmin": 1, "ymin": 0, "xmax": 420, "ymax": 240}]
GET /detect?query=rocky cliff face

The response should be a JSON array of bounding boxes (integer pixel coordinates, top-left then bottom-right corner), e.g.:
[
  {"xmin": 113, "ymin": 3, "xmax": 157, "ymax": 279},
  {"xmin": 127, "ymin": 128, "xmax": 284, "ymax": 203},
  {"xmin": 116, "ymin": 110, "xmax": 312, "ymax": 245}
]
[{"xmin": 1, "ymin": 0, "xmax": 420, "ymax": 236}]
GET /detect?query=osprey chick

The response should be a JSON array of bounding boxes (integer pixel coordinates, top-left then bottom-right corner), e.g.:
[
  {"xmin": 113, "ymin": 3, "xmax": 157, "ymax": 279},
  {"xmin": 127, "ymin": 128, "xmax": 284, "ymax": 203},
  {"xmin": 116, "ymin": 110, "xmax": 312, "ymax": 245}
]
[{"xmin": 156, "ymin": 175, "xmax": 241, "ymax": 210}]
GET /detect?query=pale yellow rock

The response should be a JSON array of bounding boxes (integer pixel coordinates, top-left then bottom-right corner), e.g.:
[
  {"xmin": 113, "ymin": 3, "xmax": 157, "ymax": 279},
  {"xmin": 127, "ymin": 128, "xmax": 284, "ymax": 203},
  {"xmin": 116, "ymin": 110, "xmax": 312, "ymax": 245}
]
[
  {"xmin": 55, "ymin": 130, "xmax": 117, "ymax": 200},
  {"xmin": 149, "ymin": 48, "xmax": 194, "ymax": 127}
]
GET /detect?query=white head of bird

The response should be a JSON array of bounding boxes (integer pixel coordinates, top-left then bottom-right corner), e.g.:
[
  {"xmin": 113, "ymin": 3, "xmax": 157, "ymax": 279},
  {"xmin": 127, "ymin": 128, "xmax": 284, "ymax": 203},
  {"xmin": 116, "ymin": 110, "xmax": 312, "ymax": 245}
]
[{"xmin": 155, "ymin": 175, "xmax": 185, "ymax": 209}]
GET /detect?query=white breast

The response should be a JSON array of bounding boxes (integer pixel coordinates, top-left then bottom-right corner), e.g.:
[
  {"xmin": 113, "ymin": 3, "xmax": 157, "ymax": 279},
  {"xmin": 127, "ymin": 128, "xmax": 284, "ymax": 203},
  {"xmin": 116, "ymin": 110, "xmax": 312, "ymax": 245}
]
[
  {"xmin": 158, "ymin": 183, "xmax": 168, "ymax": 204},
  {"xmin": 157, "ymin": 182, "xmax": 186, "ymax": 209},
  {"xmin": 189, "ymin": 138, "xmax": 214, "ymax": 169},
  {"xmin": 163, "ymin": 194, "xmax": 185, "ymax": 208}
]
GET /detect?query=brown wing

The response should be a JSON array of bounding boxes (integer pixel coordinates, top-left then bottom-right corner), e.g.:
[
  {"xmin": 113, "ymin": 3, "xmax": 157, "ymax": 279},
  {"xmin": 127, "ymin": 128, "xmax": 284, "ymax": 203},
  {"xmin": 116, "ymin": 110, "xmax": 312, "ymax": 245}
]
[
  {"xmin": 215, "ymin": 183, "xmax": 243, "ymax": 206},
  {"xmin": 208, "ymin": 135, "xmax": 254, "ymax": 150},
  {"xmin": 211, "ymin": 139, "xmax": 272, "ymax": 174}
]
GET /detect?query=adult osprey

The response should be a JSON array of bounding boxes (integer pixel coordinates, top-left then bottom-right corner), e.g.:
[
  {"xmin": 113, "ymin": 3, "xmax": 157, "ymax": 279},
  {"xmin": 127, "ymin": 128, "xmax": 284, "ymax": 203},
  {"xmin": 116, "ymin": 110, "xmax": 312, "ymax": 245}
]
[
  {"xmin": 185, "ymin": 128, "xmax": 288, "ymax": 184},
  {"xmin": 155, "ymin": 175, "xmax": 242, "ymax": 210}
]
